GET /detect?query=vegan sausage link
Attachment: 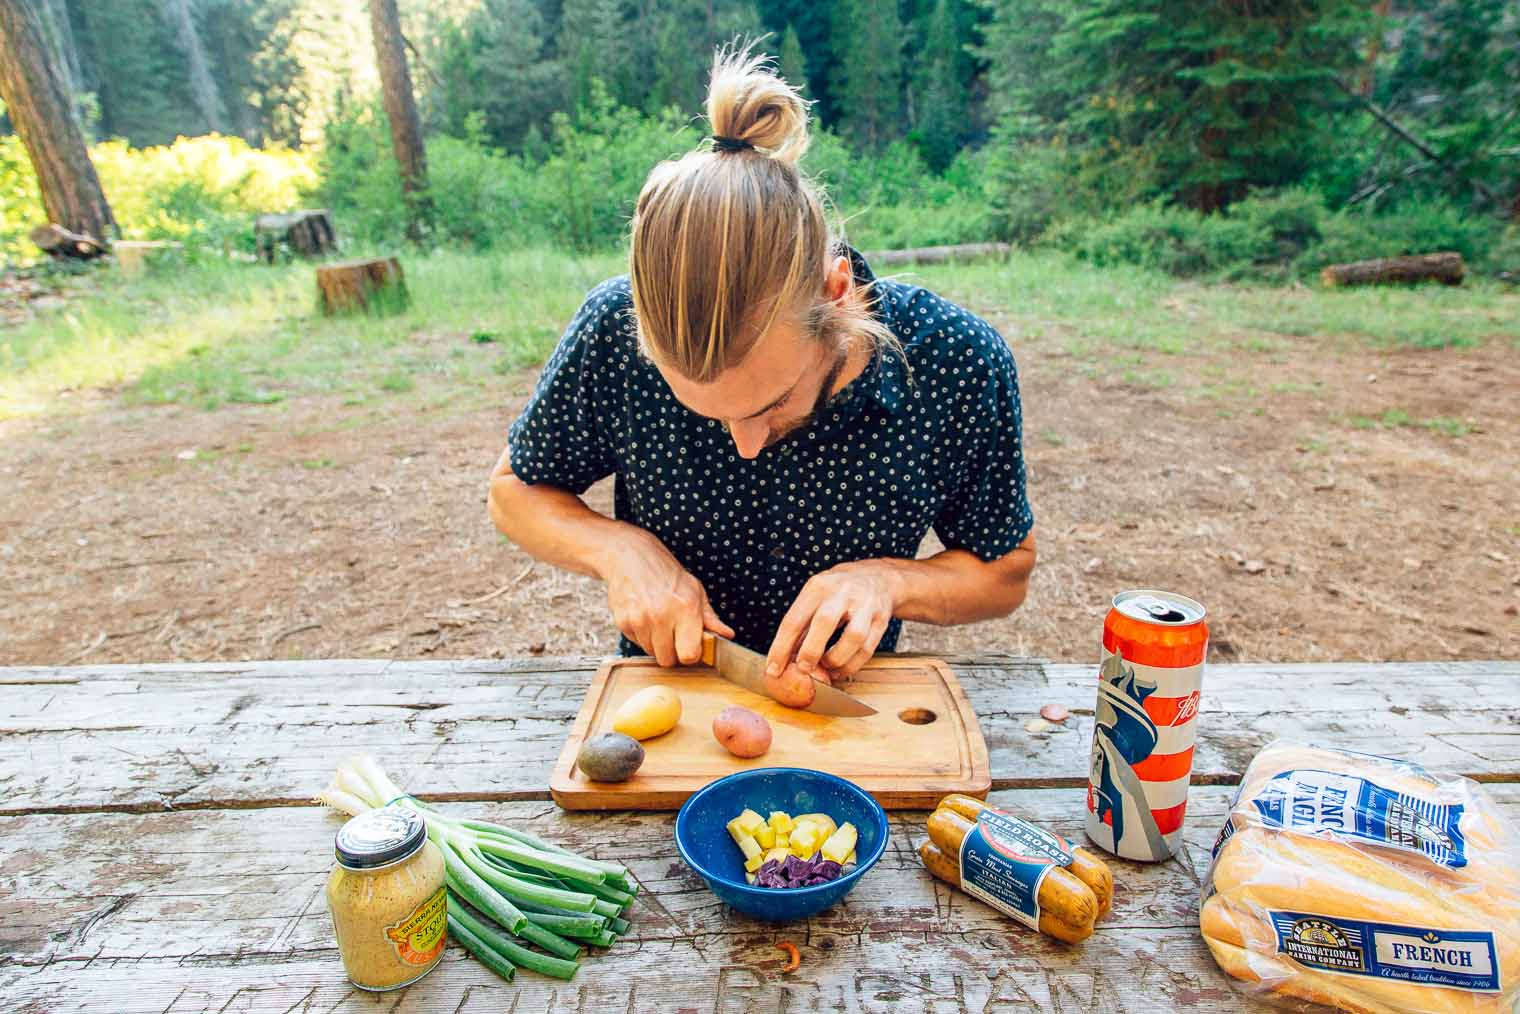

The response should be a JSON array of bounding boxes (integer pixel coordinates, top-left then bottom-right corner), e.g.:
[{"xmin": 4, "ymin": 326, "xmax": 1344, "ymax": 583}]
[
  {"xmin": 937, "ymin": 793, "xmax": 1115, "ymax": 919},
  {"xmin": 926, "ymin": 807, "xmax": 1100, "ymax": 931},
  {"xmin": 918, "ymin": 842, "xmax": 1093, "ymax": 944}
]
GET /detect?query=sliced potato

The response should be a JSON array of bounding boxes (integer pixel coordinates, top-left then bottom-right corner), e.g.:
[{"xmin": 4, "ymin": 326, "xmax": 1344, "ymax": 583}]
[
  {"xmin": 768, "ymin": 811, "xmax": 794, "ymax": 834},
  {"xmin": 776, "ymin": 830, "xmax": 790, "ymax": 848},
  {"xmin": 745, "ymin": 872, "xmax": 757, "ymax": 885},
  {"xmin": 763, "ymin": 847, "xmax": 791, "ymax": 866},
  {"xmin": 794, "ymin": 813, "xmax": 837, "ymax": 839},
  {"xmin": 735, "ymin": 809, "xmax": 766, "ymax": 836},
  {"xmin": 821, "ymin": 822, "xmax": 858, "ymax": 863},
  {"xmin": 744, "ymin": 851, "xmax": 766, "ymax": 873},
  {"xmin": 755, "ymin": 824, "xmax": 776, "ymax": 849},
  {"xmin": 726, "ymin": 819, "xmax": 761, "ymax": 860}
]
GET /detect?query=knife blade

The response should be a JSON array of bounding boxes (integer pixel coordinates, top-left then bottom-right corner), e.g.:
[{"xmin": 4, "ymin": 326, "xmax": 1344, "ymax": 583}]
[{"xmin": 701, "ymin": 633, "xmax": 877, "ymax": 717}]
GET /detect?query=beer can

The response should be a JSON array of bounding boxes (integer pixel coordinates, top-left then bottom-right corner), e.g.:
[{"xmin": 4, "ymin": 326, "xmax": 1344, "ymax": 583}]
[{"xmin": 1085, "ymin": 589, "xmax": 1208, "ymax": 862}]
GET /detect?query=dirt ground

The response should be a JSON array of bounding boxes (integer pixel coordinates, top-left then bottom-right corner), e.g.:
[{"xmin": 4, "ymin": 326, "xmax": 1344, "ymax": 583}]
[{"xmin": 2, "ymin": 294, "xmax": 1517, "ymax": 667}]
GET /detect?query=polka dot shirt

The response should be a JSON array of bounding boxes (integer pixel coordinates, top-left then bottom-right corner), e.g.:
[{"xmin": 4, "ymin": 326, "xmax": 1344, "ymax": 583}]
[{"xmin": 508, "ymin": 248, "xmax": 1033, "ymax": 657}]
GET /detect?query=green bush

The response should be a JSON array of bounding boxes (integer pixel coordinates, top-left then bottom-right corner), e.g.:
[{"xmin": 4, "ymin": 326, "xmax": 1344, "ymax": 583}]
[
  {"xmin": 1297, "ymin": 200, "xmax": 1502, "ymax": 276},
  {"xmin": 1054, "ymin": 201, "xmax": 1270, "ymax": 277},
  {"xmin": 1, "ymin": 133, "xmax": 316, "ymax": 264}
]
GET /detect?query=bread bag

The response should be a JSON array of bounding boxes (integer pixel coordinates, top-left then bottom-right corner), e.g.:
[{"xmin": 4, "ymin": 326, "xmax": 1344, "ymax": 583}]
[{"xmin": 1201, "ymin": 740, "xmax": 1520, "ymax": 1013}]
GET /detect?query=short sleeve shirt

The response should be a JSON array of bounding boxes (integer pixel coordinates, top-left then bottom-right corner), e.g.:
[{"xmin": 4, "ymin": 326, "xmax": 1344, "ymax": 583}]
[{"xmin": 508, "ymin": 249, "xmax": 1033, "ymax": 656}]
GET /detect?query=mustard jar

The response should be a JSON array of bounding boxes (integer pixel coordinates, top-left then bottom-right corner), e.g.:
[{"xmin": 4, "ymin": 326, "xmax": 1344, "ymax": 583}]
[{"xmin": 326, "ymin": 806, "xmax": 447, "ymax": 990}]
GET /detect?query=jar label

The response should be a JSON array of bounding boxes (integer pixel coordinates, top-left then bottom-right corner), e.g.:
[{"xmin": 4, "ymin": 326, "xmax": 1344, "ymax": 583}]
[{"xmin": 386, "ymin": 886, "xmax": 447, "ymax": 965}]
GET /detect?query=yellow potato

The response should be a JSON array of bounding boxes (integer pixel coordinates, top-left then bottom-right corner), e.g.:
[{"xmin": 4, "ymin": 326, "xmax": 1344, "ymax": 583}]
[{"xmin": 612, "ymin": 685, "xmax": 682, "ymax": 740}]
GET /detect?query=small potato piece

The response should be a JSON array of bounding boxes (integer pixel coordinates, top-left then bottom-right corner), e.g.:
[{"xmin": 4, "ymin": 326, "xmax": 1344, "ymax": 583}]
[
  {"xmin": 612, "ymin": 685, "xmax": 682, "ymax": 740},
  {"xmin": 764, "ymin": 663, "xmax": 816, "ymax": 709},
  {"xmin": 713, "ymin": 706, "xmax": 773, "ymax": 758},
  {"xmin": 576, "ymin": 733, "xmax": 645, "ymax": 782},
  {"xmin": 794, "ymin": 813, "xmax": 838, "ymax": 839},
  {"xmin": 821, "ymin": 823, "xmax": 857, "ymax": 863}
]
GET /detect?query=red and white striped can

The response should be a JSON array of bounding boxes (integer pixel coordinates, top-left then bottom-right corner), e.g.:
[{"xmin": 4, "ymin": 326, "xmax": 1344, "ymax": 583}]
[{"xmin": 1085, "ymin": 590, "xmax": 1208, "ymax": 862}]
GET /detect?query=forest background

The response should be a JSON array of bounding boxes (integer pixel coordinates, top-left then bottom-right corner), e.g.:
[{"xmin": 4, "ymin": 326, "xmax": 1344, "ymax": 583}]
[{"xmin": 3, "ymin": 0, "xmax": 1518, "ymax": 274}]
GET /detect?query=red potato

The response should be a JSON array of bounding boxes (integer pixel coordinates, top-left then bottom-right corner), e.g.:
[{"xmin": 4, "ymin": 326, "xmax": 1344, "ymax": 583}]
[
  {"xmin": 763, "ymin": 662, "xmax": 815, "ymax": 709},
  {"xmin": 713, "ymin": 706, "xmax": 772, "ymax": 758}
]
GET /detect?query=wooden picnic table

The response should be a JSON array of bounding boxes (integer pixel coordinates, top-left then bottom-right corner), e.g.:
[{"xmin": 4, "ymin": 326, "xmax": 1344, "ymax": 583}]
[{"xmin": 1, "ymin": 656, "xmax": 1515, "ymax": 1012}]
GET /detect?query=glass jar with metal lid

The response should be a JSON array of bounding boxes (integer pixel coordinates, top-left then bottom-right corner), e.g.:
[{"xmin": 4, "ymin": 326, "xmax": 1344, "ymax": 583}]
[{"xmin": 326, "ymin": 806, "xmax": 447, "ymax": 990}]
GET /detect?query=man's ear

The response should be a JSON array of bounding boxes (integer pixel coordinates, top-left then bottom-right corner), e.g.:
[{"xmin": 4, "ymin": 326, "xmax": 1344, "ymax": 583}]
[{"xmin": 823, "ymin": 254, "xmax": 852, "ymax": 302}]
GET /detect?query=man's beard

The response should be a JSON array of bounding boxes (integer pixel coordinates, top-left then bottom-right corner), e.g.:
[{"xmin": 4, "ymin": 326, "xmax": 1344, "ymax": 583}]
[{"xmin": 763, "ymin": 344, "xmax": 849, "ymax": 450}]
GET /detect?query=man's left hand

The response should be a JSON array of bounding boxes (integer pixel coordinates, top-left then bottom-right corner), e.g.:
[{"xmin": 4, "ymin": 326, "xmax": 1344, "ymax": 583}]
[{"xmin": 765, "ymin": 560, "xmax": 900, "ymax": 684}]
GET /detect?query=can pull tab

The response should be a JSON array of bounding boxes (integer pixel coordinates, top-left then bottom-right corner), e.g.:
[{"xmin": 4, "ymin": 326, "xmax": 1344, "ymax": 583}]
[{"xmin": 1139, "ymin": 599, "xmax": 1188, "ymax": 623}]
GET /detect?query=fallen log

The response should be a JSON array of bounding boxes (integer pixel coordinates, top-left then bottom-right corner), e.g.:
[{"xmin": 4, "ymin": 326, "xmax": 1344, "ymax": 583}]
[
  {"xmin": 31, "ymin": 222, "xmax": 106, "ymax": 259},
  {"xmin": 316, "ymin": 256, "xmax": 408, "ymax": 315},
  {"xmin": 864, "ymin": 242, "xmax": 1011, "ymax": 267},
  {"xmin": 256, "ymin": 209, "xmax": 336, "ymax": 262},
  {"xmin": 1320, "ymin": 252, "xmax": 1464, "ymax": 288}
]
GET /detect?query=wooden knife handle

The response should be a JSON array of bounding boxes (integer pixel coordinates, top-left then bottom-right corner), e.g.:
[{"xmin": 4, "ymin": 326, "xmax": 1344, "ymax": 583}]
[{"xmin": 700, "ymin": 632, "xmax": 716, "ymax": 667}]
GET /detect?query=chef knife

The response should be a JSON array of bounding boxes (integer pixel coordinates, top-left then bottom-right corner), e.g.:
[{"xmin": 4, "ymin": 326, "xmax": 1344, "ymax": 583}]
[{"xmin": 700, "ymin": 633, "xmax": 877, "ymax": 717}]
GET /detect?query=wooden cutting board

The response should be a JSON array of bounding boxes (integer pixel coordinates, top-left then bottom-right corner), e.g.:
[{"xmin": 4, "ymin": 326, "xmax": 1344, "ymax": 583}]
[{"xmin": 549, "ymin": 656, "xmax": 990, "ymax": 810}]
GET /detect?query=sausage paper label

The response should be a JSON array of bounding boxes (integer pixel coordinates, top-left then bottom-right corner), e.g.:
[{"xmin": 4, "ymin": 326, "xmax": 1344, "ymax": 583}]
[
  {"xmin": 1250, "ymin": 769, "xmax": 1468, "ymax": 868},
  {"xmin": 957, "ymin": 808, "xmax": 1074, "ymax": 931},
  {"xmin": 1268, "ymin": 910, "xmax": 1500, "ymax": 992}
]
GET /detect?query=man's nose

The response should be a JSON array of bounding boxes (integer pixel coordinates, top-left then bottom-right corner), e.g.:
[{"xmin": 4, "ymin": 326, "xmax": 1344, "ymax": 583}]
[{"xmin": 728, "ymin": 418, "xmax": 768, "ymax": 459}]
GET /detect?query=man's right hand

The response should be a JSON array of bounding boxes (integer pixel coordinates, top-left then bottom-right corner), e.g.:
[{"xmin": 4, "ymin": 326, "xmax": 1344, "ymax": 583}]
[{"xmin": 601, "ymin": 528, "xmax": 733, "ymax": 667}]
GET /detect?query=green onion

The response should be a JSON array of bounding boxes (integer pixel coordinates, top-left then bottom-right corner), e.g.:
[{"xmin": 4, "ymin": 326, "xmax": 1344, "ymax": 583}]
[
  {"xmin": 459, "ymin": 847, "xmax": 599, "ymax": 912},
  {"xmin": 474, "ymin": 833, "xmax": 612, "ymax": 883},
  {"xmin": 525, "ymin": 911, "xmax": 608, "ymax": 938},
  {"xmin": 442, "ymin": 847, "xmax": 527, "ymax": 934},
  {"xmin": 449, "ymin": 895, "xmax": 579, "ymax": 980},
  {"xmin": 447, "ymin": 912, "xmax": 516, "ymax": 982}
]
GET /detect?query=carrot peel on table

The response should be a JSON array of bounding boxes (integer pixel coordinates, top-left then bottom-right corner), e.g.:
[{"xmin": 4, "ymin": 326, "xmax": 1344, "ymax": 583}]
[{"xmin": 777, "ymin": 940, "xmax": 800, "ymax": 973}]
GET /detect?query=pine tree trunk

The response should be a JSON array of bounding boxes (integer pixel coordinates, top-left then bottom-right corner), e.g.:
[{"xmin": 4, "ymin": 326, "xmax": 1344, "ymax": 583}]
[
  {"xmin": 367, "ymin": 0, "xmax": 429, "ymax": 242},
  {"xmin": 38, "ymin": 0, "xmax": 81, "ymax": 115},
  {"xmin": 163, "ymin": 0, "xmax": 226, "ymax": 134},
  {"xmin": 0, "ymin": 0, "xmax": 115, "ymax": 245}
]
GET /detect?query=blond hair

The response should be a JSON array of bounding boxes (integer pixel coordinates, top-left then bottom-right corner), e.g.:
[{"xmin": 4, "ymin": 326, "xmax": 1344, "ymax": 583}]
[{"xmin": 629, "ymin": 42, "xmax": 896, "ymax": 383}]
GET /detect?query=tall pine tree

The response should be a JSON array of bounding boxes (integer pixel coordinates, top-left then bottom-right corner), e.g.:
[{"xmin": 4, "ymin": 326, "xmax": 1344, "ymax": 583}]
[
  {"xmin": 830, "ymin": 0, "xmax": 904, "ymax": 150},
  {"xmin": 777, "ymin": 23, "xmax": 807, "ymax": 95},
  {"xmin": 984, "ymin": 0, "xmax": 1374, "ymax": 210},
  {"xmin": 908, "ymin": 0, "xmax": 966, "ymax": 171}
]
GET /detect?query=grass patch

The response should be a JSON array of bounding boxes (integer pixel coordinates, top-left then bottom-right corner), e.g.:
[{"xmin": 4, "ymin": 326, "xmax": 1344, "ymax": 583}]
[
  {"xmin": 1347, "ymin": 408, "xmax": 1473, "ymax": 436},
  {"xmin": 916, "ymin": 252, "xmax": 1518, "ymax": 355},
  {"xmin": 0, "ymin": 248, "xmax": 621, "ymax": 419},
  {"xmin": 5, "ymin": 247, "xmax": 1515, "ymax": 421}
]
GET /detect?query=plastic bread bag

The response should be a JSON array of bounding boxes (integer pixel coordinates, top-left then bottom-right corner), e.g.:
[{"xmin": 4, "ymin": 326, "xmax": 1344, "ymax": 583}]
[{"xmin": 1200, "ymin": 740, "xmax": 1520, "ymax": 1014}]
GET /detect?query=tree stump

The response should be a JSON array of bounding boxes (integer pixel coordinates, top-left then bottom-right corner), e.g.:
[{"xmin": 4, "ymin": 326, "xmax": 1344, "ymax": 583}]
[
  {"xmin": 255, "ymin": 209, "xmax": 336, "ymax": 262},
  {"xmin": 1320, "ymin": 252, "xmax": 1465, "ymax": 288},
  {"xmin": 113, "ymin": 240, "xmax": 182, "ymax": 276},
  {"xmin": 31, "ymin": 222, "xmax": 105, "ymax": 259},
  {"xmin": 316, "ymin": 257, "xmax": 408, "ymax": 316}
]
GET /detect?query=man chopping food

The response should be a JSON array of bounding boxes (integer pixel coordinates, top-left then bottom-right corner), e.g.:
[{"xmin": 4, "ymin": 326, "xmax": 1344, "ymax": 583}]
[{"xmin": 488, "ymin": 48, "xmax": 1035, "ymax": 707}]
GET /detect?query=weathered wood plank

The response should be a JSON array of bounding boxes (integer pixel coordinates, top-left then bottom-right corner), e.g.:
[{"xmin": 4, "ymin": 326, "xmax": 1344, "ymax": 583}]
[
  {"xmin": 10, "ymin": 785, "xmax": 1448, "ymax": 1012},
  {"xmin": 1, "ymin": 660, "xmax": 1516, "ymax": 813},
  {"xmin": 0, "ymin": 930, "xmax": 1248, "ymax": 1013},
  {"xmin": 5, "ymin": 787, "xmax": 1516, "ymax": 965}
]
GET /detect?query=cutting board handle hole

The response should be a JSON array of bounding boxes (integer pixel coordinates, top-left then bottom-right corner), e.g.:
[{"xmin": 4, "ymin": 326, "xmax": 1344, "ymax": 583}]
[{"xmin": 897, "ymin": 707, "xmax": 938, "ymax": 726}]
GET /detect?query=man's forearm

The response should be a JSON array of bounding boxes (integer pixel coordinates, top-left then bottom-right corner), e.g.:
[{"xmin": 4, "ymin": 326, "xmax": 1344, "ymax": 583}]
[
  {"xmin": 874, "ymin": 539, "xmax": 1036, "ymax": 627},
  {"xmin": 488, "ymin": 472, "xmax": 640, "ymax": 581}
]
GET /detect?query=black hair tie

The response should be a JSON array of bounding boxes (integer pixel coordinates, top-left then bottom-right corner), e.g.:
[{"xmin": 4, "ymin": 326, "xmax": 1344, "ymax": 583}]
[{"xmin": 711, "ymin": 135, "xmax": 755, "ymax": 153}]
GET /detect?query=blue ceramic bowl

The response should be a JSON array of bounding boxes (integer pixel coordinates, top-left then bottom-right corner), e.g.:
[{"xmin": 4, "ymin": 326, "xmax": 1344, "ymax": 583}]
[{"xmin": 674, "ymin": 767, "xmax": 889, "ymax": 922}]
